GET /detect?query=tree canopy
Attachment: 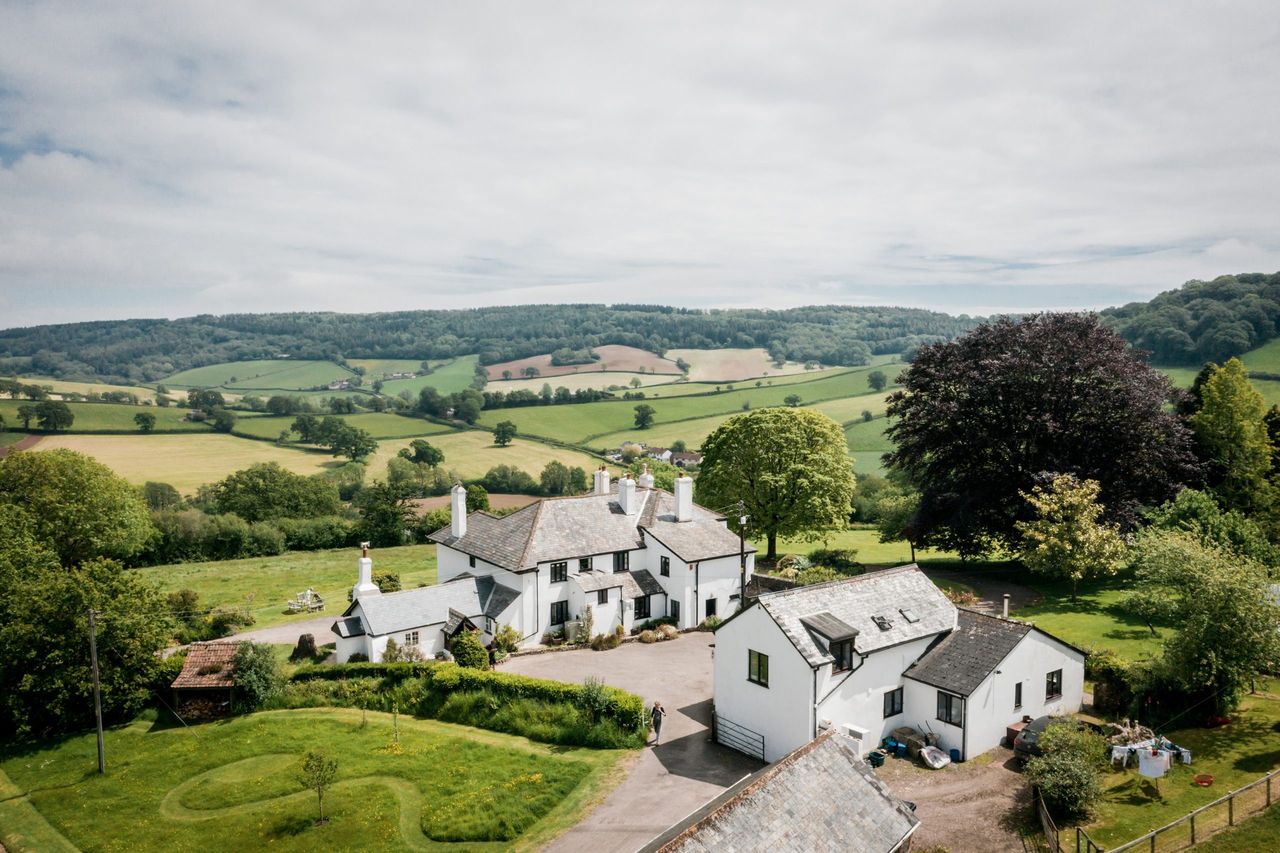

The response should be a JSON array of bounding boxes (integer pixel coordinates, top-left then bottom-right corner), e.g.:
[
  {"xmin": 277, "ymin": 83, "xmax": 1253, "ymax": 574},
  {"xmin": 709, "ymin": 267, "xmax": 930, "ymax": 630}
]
[
  {"xmin": 885, "ymin": 313, "xmax": 1200, "ymax": 556},
  {"xmin": 1015, "ymin": 475, "xmax": 1126, "ymax": 601},
  {"xmin": 697, "ymin": 408, "xmax": 855, "ymax": 560},
  {"xmin": 0, "ymin": 449, "xmax": 154, "ymax": 565},
  {"xmin": 210, "ymin": 462, "xmax": 341, "ymax": 522},
  {"xmin": 1190, "ymin": 357, "xmax": 1275, "ymax": 517}
]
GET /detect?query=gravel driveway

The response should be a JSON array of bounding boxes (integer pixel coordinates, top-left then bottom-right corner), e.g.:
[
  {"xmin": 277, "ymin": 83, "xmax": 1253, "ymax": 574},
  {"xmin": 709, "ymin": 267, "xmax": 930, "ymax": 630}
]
[
  {"xmin": 231, "ymin": 615, "xmax": 335, "ymax": 647},
  {"xmin": 501, "ymin": 633, "xmax": 762, "ymax": 853},
  {"xmin": 876, "ymin": 746, "xmax": 1032, "ymax": 852}
]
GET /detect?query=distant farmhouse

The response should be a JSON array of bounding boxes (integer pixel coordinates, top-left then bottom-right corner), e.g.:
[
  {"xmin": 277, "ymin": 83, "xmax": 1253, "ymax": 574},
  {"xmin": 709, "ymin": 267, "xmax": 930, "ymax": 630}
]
[
  {"xmin": 713, "ymin": 567, "xmax": 1085, "ymax": 762},
  {"xmin": 333, "ymin": 470, "xmax": 754, "ymax": 661}
]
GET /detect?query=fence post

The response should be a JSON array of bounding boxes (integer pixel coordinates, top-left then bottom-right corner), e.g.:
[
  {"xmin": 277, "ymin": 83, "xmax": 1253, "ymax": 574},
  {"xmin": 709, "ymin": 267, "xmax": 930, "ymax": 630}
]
[
  {"xmin": 1190, "ymin": 813, "xmax": 1195, "ymax": 844},
  {"xmin": 1268, "ymin": 773, "xmax": 1272, "ymax": 808},
  {"xmin": 1150, "ymin": 831, "xmax": 1156, "ymax": 852},
  {"xmin": 1229, "ymin": 792, "xmax": 1234, "ymax": 826}
]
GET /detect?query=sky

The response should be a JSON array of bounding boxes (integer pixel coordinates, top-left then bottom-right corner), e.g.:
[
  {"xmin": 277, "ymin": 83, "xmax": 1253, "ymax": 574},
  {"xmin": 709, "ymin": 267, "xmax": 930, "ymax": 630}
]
[{"xmin": 1, "ymin": 2, "xmax": 1279, "ymax": 328}]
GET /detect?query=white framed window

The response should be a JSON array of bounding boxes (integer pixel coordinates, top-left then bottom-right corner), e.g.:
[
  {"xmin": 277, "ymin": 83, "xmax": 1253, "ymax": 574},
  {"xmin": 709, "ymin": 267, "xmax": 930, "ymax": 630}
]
[{"xmin": 404, "ymin": 630, "xmax": 419, "ymax": 646}]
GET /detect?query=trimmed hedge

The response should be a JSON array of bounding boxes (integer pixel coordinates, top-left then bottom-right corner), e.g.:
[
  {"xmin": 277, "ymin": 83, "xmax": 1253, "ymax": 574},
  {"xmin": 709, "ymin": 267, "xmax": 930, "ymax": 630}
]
[{"xmin": 288, "ymin": 660, "xmax": 647, "ymax": 736}]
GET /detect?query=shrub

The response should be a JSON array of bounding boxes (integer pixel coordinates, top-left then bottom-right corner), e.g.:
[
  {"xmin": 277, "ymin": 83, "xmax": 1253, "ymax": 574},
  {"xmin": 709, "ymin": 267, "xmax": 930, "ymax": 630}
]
[
  {"xmin": 807, "ymin": 548, "xmax": 862, "ymax": 574},
  {"xmin": 590, "ymin": 632, "xmax": 621, "ymax": 651},
  {"xmin": 493, "ymin": 624, "xmax": 520, "ymax": 654},
  {"xmin": 290, "ymin": 633, "xmax": 319, "ymax": 662},
  {"xmin": 657, "ymin": 624, "xmax": 679, "ymax": 640},
  {"xmin": 1025, "ymin": 720, "xmax": 1107, "ymax": 822},
  {"xmin": 632, "ymin": 615, "xmax": 678, "ymax": 635},
  {"xmin": 699, "ymin": 615, "xmax": 723, "ymax": 631},
  {"xmin": 639, "ymin": 630, "xmax": 658, "ymax": 643},
  {"xmin": 232, "ymin": 641, "xmax": 283, "ymax": 712},
  {"xmin": 347, "ymin": 653, "xmax": 368, "ymax": 663},
  {"xmin": 1085, "ymin": 649, "xmax": 1134, "ymax": 716},
  {"xmin": 577, "ymin": 605, "xmax": 595, "ymax": 646},
  {"xmin": 452, "ymin": 630, "xmax": 490, "ymax": 669},
  {"xmin": 245, "ymin": 521, "xmax": 286, "ymax": 556},
  {"xmin": 276, "ymin": 515, "xmax": 358, "ymax": 550},
  {"xmin": 942, "ymin": 587, "xmax": 980, "ymax": 607},
  {"xmin": 776, "ymin": 553, "xmax": 811, "ymax": 571},
  {"xmin": 795, "ymin": 566, "xmax": 841, "ymax": 586}
]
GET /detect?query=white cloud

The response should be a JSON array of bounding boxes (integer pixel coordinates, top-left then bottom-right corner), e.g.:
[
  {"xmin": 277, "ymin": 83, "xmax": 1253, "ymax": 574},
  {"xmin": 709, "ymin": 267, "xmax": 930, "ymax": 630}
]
[{"xmin": 1, "ymin": 1, "xmax": 1278, "ymax": 326}]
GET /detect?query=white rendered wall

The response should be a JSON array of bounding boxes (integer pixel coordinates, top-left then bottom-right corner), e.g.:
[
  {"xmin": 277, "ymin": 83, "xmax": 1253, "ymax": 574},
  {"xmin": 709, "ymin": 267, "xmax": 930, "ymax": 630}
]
[
  {"xmin": 962, "ymin": 631, "xmax": 1086, "ymax": 756},
  {"xmin": 814, "ymin": 635, "xmax": 938, "ymax": 755},
  {"xmin": 713, "ymin": 605, "xmax": 814, "ymax": 763},
  {"xmin": 901, "ymin": 678, "xmax": 965, "ymax": 756}
]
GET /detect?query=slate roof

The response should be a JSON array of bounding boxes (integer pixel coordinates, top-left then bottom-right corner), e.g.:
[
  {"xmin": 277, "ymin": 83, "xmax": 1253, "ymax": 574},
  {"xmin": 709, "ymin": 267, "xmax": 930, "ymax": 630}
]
[
  {"xmin": 905, "ymin": 609, "xmax": 1065, "ymax": 696},
  {"xmin": 172, "ymin": 642, "xmax": 239, "ymax": 689},
  {"xmin": 630, "ymin": 568, "xmax": 665, "ymax": 597},
  {"xmin": 757, "ymin": 566, "xmax": 956, "ymax": 666},
  {"xmin": 428, "ymin": 485, "xmax": 752, "ymax": 570},
  {"xmin": 570, "ymin": 568, "xmax": 666, "ymax": 599},
  {"xmin": 337, "ymin": 575, "xmax": 519, "ymax": 638},
  {"xmin": 334, "ymin": 616, "xmax": 365, "ymax": 639},
  {"xmin": 642, "ymin": 730, "xmax": 919, "ymax": 853},
  {"xmin": 801, "ymin": 611, "xmax": 859, "ymax": 642}
]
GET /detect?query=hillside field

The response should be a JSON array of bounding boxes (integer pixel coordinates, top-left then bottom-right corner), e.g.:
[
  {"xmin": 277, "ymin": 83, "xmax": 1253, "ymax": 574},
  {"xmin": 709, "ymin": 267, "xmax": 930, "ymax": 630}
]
[
  {"xmin": 485, "ymin": 344, "xmax": 680, "ymax": 381},
  {"xmin": 233, "ymin": 412, "xmax": 456, "ymax": 441},
  {"xmin": 0, "ymin": 400, "xmax": 215, "ymax": 433},
  {"xmin": 7, "ymin": 377, "xmax": 161, "ymax": 401},
  {"xmin": 377, "ymin": 355, "xmax": 481, "ymax": 397},
  {"xmin": 486, "ymin": 370, "xmax": 680, "ymax": 394},
  {"xmin": 163, "ymin": 359, "xmax": 354, "ymax": 390},
  {"xmin": 663, "ymin": 347, "xmax": 815, "ymax": 381}
]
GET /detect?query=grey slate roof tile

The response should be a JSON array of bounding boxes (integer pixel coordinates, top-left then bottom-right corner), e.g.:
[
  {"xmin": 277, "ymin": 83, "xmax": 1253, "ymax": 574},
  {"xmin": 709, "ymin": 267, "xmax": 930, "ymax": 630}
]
[
  {"xmin": 342, "ymin": 575, "xmax": 517, "ymax": 637},
  {"xmin": 904, "ymin": 608, "xmax": 1033, "ymax": 696},
  {"xmin": 644, "ymin": 730, "xmax": 918, "ymax": 853},
  {"xmin": 758, "ymin": 566, "xmax": 956, "ymax": 666}
]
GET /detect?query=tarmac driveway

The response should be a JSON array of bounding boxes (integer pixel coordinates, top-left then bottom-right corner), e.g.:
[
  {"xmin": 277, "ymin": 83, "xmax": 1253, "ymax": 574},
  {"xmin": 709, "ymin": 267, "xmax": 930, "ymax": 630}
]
[{"xmin": 501, "ymin": 633, "xmax": 763, "ymax": 853}]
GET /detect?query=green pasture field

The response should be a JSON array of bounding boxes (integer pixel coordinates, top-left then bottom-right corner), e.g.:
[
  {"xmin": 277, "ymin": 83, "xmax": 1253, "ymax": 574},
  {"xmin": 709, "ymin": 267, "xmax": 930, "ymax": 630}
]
[
  {"xmin": 8, "ymin": 376, "xmax": 160, "ymax": 400},
  {"xmin": 233, "ymin": 412, "xmax": 456, "ymax": 441},
  {"xmin": 476, "ymin": 365, "xmax": 897, "ymax": 444},
  {"xmin": 347, "ymin": 358, "xmax": 426, "ymax": 377},
  {"xmin": 1153, "ymin": 365, "xmax": 1200, "ymax": 389},
  {"xmin": 487, "ymin": 371, "xmax": 680, "ymax": 395},
  {"xmin": 163, "ymin": 359, "xmax": 353, "ymax": 390},
  {"xmin": 1241, "ymin": 336, "xmax": 1280, "ymax": 373},
  {"xmin": 0, "ymin": 400, "xmax": 213, "ymax": 433},
  {"xmin": 0, "ymin": 431, "xmax": 30, "ymax": 449},
  {"xmin": 0, "ymin": 709, "xmax": 627, "ymax": 853},
  {"xmin": 379, "ymin": 355, "xmax": 482, "ymax": 397},
  {"xmin": 136, "ymin": 544, "xmax": 438, "ymax": 628},
  {"xmin": 1085, "ymin": 681, "xmax": 1280, "ymax": 848},
  {"xmin": 366, "ymin": 431, "xmax": 606, "ymax": 482}
]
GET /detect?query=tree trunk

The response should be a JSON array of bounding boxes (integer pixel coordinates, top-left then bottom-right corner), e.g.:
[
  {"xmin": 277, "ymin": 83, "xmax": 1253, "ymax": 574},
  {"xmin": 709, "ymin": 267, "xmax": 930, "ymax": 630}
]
[
  {"xmin": 1071, "ymin": 577, "xmax": 1078, "ymax": 604},
  {"xmin": 909, "ymin": 541, "xmax": 916, "ymax": 563},
  {"xmin": 766, "ymin": 531, "xmax": 777, "ymax": 562},
  {"xmin": 318, "ymin": 790, "xmax": 325, "ymax": 822}
]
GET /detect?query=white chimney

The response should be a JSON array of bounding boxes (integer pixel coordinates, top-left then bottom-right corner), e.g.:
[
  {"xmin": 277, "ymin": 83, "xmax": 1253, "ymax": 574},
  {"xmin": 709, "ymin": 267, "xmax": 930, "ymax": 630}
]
[
  {"xmin": 352, "ymin": 541, "xmax": 381, "ymax": 600},
  {"xmin": 1002, "ymin": 593, "xmax": 1010, "ymax": 619},
  {"xmin": 619, "ymin": 475, "xmax": 637, "ymax": 515},
  {"xmin": 451, "ymin": 483, "xmax": 467, "ymax": 538},
  {"xmin": 675, "ymin": 475, "xmax": 693, "ymax": 522},
  {"xmin": 638, "ymin": 464, "xmax": 655, "ymax": 489},
  {"xmin": 597, "ymin": 466, "xmax": 611, "ymax": 496}
]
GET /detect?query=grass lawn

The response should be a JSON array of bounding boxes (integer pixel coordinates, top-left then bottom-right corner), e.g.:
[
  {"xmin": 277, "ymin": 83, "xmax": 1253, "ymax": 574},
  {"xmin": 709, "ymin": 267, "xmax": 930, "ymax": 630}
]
[
  {"xmin": 0, "ymin": 431, "xmax": 30, "ymax": 449},
  {"xmin": 1013, "ymin": 576, "xmax": 1168, "ymax": 661},
  {"xmin": 135, "ymin": 544, "xmax": 438, "ymax": 629},
  {"xmin": 1241, "ymin": 337, "xmax": 1280, "ymax": 373},
  {"xmin": 1193, "ymin": 797, "xmax": 1280, "ymax": 852},
  {"xmin": 764, "ymin": 526, "xmax": 961, "ymax": 566},
  {"xmin": 0, "ymin": 708, "xmax": 629, "ymax": 853},
  {"xmin": 0, "ymin": 400, "xmax": 214, "ymax": 433},
  {"xmin": 347, "ymin": 358, "xmax": 428, "ymax": 377},
  {"xmin": 1084, "ymin": 681, "xmax": 1280, "ymax": 848},
  {"xmin": 378, "ymin": 356, "xmax": 482, "ymax": 398}
]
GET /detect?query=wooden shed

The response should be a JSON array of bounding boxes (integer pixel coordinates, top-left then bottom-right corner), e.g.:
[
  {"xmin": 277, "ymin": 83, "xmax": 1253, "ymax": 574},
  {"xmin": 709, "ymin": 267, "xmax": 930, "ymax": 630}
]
[{"xmin": 171, "ymin": 642, "xmax": 240, "ymax": 719}]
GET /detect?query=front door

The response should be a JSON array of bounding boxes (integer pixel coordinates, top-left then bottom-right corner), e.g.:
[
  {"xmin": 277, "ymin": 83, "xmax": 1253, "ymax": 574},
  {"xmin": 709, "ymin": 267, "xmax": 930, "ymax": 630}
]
[{"xmin": 670, "ymin": 599, "xmax": 680, "ymax": 626}]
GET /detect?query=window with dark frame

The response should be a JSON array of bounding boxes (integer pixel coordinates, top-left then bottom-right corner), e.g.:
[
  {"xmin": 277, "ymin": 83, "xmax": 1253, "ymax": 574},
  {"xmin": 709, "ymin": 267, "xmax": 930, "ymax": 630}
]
[
  {"xmin": 883, "ymin": 687, "xmax": 904, "ymax": 718},
  {"xmin": 1014, "ymin": 682, "xmax": 1023, "ymax": 710},
  {"xmin": 831, "ymin": 639, "xmax": 855, "ymax": 672},
  {"xmin": 705, "ymin": 598, "xmax": 717, "ymax": 618},
  {"xmin": 550, "ymin": 561, "xmax": 567, "ymax": 583},
  {"xmin": 468, "ymin": 555, "xmax": 476, "ymax": 568},
  {"xmin": 937, "ymin": 691, "xmax": 963, "ymax": 726},
  {"xmin": 1046, "ymin": 669, "xmax": 1063, "ymax": 700},
  {"xmin": 670, "ymin": 600, "xmax": 680, "ymax": 623},
  {"xmin": 660, "ymin": 555, "xmax": 670, "ymax": 577},
  {"xmin": 579, "ymin": 557, "xmax": 591, "ymax": 572},
  {"xmin": 613, "ymin": 551, "xmax": 629, "ymax": 572},
  {"xmin": 550, "ymin": 600, "xmax": 569, "ymax": 625},
  {"xmin": 597, "ymin": 589, "xmax": 609, "ymax": 605},
  {"xmin": 748, "ymin": 649, "xmax": 769, "ymax": 687},
  {"xmin": 634, "ymin": 595, "xmax": 650, "ymax": 619}
]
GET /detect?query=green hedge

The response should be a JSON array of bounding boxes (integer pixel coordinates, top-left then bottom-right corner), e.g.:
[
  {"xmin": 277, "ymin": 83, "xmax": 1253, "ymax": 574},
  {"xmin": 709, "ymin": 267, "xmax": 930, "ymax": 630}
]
[{"xmin": 286, "ymin": 661, "xmax": 647, "ymax": 742}]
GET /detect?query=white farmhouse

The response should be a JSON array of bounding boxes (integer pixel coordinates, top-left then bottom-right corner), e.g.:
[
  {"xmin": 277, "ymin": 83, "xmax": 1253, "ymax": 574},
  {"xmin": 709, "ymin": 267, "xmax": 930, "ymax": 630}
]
[
  {"xmin": 713, "ymin": 566, "xmax": 1084, "ymax": 763},
  {"xmin": 429, "ymin": 468, "xmax": 753, "ymax": 644},
  {"xmin": 333, "ymin": 469, "xmax": 754, "ymax": 662}
]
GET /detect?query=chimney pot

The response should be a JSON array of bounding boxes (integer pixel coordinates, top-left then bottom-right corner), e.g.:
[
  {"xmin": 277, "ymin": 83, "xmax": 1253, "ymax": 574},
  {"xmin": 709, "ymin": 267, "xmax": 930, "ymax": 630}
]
[
  {"xmin": 451, "ymin": 483, "xmax": 468, "ymax": 538},
  {"xmin": 1002, "ymin": 593, "xmax": 1010, "ymax": 619},
  {"xmin": 674, "ymin": 475, "xmax": 694, "ymax": 522},
  {"xmin": 352, "ymin": 545, "xmax": 380, "ymax": 600}
]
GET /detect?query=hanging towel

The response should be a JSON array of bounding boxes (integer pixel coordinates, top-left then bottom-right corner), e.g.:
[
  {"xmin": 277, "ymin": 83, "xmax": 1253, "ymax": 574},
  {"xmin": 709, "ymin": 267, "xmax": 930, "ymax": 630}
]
[
  {"xmin": 1111, "ymin": 746, "xmax": 1130, "ymax": 767},
  {"xmin": 1181, "ymin": 749, "xmax": 1192, "ymax": 765},
  {"xmin": 1138, "ymin": 749, "xmax": 1168, "ymax": 779}
]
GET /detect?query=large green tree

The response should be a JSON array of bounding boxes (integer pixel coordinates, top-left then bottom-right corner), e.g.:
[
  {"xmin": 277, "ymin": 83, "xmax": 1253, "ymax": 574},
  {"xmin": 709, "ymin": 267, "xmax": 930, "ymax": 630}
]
[
  {"xmin": 35, "ymin": 400, "xmax": 74, "ymax": 431},
  {"xmin": 886, "ymin": 314, "xmax": 1199, "ymax": 556},
  {"xmin": 1190, "ymin": 357, "xmax": 1275, "ymax": 516},
  {"xmin": 1015, "ymin": 475, "xmax": 1126, "ymax": 601},
  {"xmin": 697, "ymin": 408, "xmax": 855, "ymax": 560},
  {"xmin": 0, "ymin": 505, "xmax": 174, "ymax": 736},
  {"xmin": 211, "ymin": 462, "xmax": 340, "ymax": 522},
  {"xmin": 398, "ymin": 438, "xmax": 444, "ymax": 468},
  {"xmin": 0, "ymin": 449, "xmax": 154, "ymax": 565}
]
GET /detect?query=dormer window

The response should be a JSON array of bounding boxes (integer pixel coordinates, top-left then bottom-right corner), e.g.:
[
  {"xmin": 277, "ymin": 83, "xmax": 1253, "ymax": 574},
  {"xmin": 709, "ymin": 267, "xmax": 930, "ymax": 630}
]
[{"xmin": 831, "ymin": 639, "xmax": 855, "ymax": 672}]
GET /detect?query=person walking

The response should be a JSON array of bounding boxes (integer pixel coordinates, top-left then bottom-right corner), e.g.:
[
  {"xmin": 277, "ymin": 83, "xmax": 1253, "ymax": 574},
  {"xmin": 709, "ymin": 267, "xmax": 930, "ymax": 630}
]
[{"xmin": 651, "ymin": 701, "xmax": 667, "ymax": 746}]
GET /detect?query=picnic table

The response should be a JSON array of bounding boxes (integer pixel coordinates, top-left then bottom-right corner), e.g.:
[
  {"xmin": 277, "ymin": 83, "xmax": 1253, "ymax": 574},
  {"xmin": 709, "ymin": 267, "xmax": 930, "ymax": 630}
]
[{"xmin": 286, "ymin": 588, "xmax": 325, "ymax": 613}]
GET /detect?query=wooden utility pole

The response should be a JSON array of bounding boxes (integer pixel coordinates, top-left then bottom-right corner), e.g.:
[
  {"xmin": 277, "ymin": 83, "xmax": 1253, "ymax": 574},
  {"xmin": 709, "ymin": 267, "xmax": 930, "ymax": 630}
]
[{"xmin": 88, "ymin": 608, "xmax": 105, "ymax": 774}]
